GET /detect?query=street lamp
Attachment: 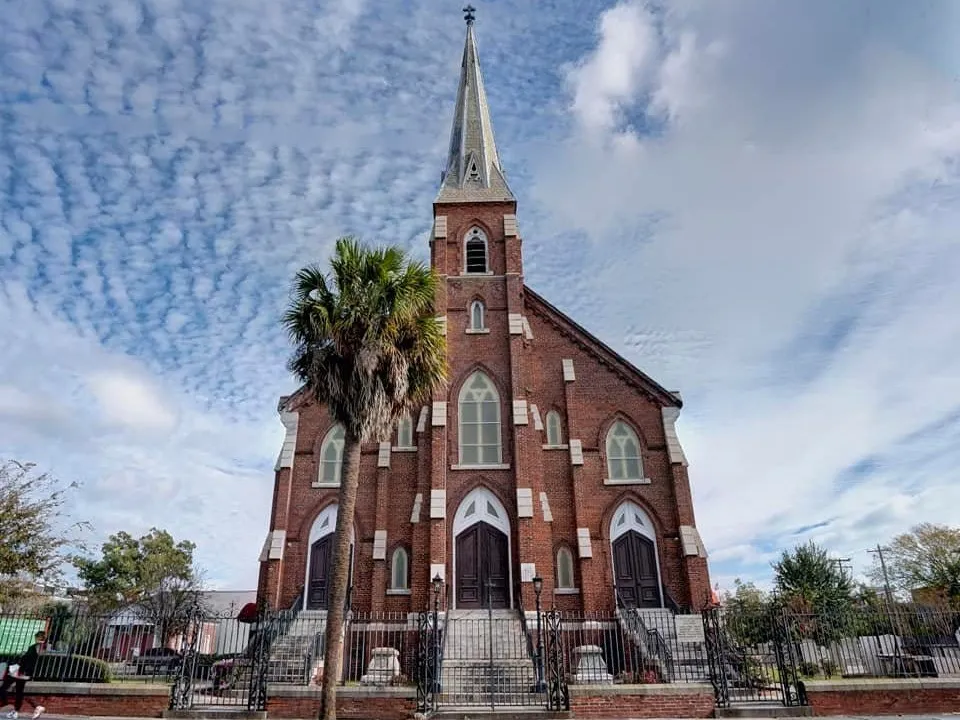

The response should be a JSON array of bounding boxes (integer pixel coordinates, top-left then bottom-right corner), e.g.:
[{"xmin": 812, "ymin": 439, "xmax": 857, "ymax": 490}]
[
  {"xmin": 532, "ymin": 575, "xmax": 546, "ymax": 693},
  {"xmin": 431, "ymin": 573, "xmax": 443, "ymax": 696}
]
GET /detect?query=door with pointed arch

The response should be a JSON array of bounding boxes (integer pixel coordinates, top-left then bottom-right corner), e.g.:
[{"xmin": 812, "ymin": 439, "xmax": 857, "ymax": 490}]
[
  {"xmin": 304, "ymin": 504, "xmax": 355, "ymax": 611},
  {"xmin": 610, "ymin": 501, "xmax": 663, "ymax": 609},
  {"xmin": 453, "ymin": 488, "xmax": 512, "ymax": 609}
]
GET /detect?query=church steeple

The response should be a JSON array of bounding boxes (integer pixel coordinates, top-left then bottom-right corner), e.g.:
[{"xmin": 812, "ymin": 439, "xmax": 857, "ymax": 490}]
[{"xmin": 436, "ymin": 8, "xmax": 515, "ymax": 204}]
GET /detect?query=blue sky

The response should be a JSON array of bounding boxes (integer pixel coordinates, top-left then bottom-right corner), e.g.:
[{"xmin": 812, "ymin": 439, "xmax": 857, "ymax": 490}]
[{"xmin": 2, "ymin": 0, "xmax": 959, "ymax": 592}]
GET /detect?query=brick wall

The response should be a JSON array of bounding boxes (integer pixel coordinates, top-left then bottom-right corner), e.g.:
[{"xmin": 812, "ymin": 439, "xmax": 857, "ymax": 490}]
[
  {"xmin": 258, "ymin": 197, "xmax": 712, "ymax": 616},
  {"xmin": 23, "ymin": 683, "xmax": 169, "ymax": 718},
  {"xmin": 568, "ymin": 684, "xmax": 715, "ymax": 718},
  {"xmin": 806, "ymin": 678, "xmax": 960, "ymax": 716},
  {"xmin": 267, "ymin": 686, "xmax": 415, "ymax": 720}
]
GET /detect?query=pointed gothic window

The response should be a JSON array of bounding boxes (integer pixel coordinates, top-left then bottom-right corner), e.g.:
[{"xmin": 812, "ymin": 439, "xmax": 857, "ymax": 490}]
[
  {"xmin": 396, "ymin": 414, "xmax": 413, "ymax": 448},
  {"xmin": 606, "ymin": 421, "xmax": 643, "ymax": 481},
  {"xmin": 319, "ymin": 424, "xmax": 345, "ymax": 485},
  {"xmin": 458, "ymin": 371, "xmax": 501, "ymax": 465},
  {"xmin": 465, "ymin": 227, "xmax": 488, "ymax": 274},
  {"xmin": 390, "ymin": 547, "xmax": 409, "ymax": 590},
  {"xmin": 470, "ymin": 300, "xmax": 486, "ymax": 330},
  {"xmin": 545, "ymin": 411, "xmax": 563, "ymax": 446},
  {"xmin": 556, "ymin": 546, "xmax": 575, "ymax": 589}
]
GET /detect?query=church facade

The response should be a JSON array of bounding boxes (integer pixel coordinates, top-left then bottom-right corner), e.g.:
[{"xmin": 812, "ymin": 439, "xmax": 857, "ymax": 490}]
[{"xmin": 256, "ymin": 18, "xmax": 711, "ymax": 617}]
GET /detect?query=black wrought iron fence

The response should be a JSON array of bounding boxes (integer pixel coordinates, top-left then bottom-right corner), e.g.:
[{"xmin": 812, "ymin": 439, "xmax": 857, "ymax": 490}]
[
  {"xmin": 555, "ymin": 611, "xmax": 708, "ymax": 685},
  {"xmin": 781, "ymin": 605, "xmax": 960, "ymax": 680}
]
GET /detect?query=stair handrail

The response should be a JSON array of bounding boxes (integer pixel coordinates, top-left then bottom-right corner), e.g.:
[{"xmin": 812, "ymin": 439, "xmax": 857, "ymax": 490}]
[
  {"xmin": 516, "ymin": 585, "xmax": 537, "ymax": 662},
  {"xmin": 614, "ymin": 586, "xmax": 675, "ymax": 682}
]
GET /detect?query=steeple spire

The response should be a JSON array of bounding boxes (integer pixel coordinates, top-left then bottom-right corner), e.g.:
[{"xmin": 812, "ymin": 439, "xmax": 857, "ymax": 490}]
[{"xmin": 436, "ymin": 9, "xmax": 515, "ymax": 204}]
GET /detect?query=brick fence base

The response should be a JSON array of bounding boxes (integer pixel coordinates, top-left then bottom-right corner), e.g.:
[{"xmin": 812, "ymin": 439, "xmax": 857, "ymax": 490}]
[
  {"xmin": 569, "ymin": 683, "xmax": 715, "ymax": 719},
  {"xmin": 20, "ymin": 677, "xmax": 960, "ymax": 718},
  {"xmin": 267, "ymin": 686, "xmax": 415, "ymax": 719},
  {"xmin": 23, "ymin": 683, "xmax": 169, "ymax": 718},
  {"xmin": 806, "ymin": 678, "xmax": 960, "ymax": 716}
]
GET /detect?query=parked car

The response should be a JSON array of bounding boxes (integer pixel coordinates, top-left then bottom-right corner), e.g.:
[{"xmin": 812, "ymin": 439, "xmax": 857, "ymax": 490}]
[{"xmin": 134, "ymin": 647, "xmax": 182, "ymax": 675}]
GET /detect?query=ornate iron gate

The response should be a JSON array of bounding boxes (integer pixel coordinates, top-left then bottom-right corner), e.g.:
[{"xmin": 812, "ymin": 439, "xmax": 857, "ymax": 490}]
[
  {"xmin": 168, "ymin": 608, "xmax": 270, "ymax": 712},
  {"xmin": 701, "ymin": 605, "xmax": 805, "ymax": 708}
]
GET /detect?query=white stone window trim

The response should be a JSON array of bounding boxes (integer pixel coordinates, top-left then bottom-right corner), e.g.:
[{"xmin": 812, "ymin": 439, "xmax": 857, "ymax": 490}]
[
  {"xmin": 452, "ymin": 487, "xmax": 513, "ymax": 610},
  {"xmin": 465, "ymin": 328, "xmax": 492, "ymax": 335},
  {"xmin": 386, "ymin": 589, "xmax": 412, "ymax": 596},
  {"xmin": 464, "ymin": 226, "xmax": 490, "ymax": 275},
  {"xmin": 451, "ymin": 463, "xmax": 510, "ymax": 471},
  {"xmin": 392, "ymin": 446, "xmax": 418, "ymax": 452},
  {"xmin": 603, "ymin": 477, "xmax": 652, "ymax": 486},
  {"xmin": 542, "ymin": 444, "xmax": 569, "ymax": 451},
  {"xmin": 555, "ymin": 588, "xmax": 581, "ymax": 596}
]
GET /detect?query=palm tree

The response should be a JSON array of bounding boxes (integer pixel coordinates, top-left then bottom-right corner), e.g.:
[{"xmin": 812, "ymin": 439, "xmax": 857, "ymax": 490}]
[{"xmin": 283, "ymin": 237, "xmax": 446, "ymax": 720}]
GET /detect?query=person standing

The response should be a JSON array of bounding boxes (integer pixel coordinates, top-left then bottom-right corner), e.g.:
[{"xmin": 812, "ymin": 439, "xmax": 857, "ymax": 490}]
[{"xmin": 0, "ymin": 631, "xmax": 47, "ymax": 719}]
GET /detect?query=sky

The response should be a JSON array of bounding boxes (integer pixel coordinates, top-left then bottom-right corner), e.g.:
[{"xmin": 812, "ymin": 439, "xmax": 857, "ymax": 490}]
[{"xmin": 2, "ymin": 0, "xmax": 959, "ymax": 593}]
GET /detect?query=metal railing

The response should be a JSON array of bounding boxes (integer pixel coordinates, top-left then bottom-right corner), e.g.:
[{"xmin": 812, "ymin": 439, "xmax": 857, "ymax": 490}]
[{"xmin": 556, "ymin": 611, "xmax": 708, "ymax": 685}]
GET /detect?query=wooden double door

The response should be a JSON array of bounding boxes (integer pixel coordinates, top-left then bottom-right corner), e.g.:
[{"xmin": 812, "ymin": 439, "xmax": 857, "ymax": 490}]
[
  {"xmin": 306, "ymin": 535, "xmax": 354, "ymax": 610},
  {"xmin": 613, "ymin": 530, "xmax": 661, "ymax": 608},
  {"xmin": 456, "ymin": 521, "xmax": 509, "ymax": 609}
]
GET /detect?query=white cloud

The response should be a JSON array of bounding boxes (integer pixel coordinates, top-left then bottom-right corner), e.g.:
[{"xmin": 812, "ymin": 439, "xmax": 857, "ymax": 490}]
[
  {"xmin": 2, "ymin": 0, "xmax": 959, "ymax": 592},
  {"xmin": 567, "ymin": 2, "xmax": 659, "ymax": 135},
  {"xmin": 87, "ymin": 370, "xmax": 179, "ymax": 434}
]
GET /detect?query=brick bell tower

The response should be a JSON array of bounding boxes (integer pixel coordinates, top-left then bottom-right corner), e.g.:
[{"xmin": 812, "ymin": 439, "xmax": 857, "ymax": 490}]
[{"xmin": 423, "ymin": 8, "xmax": 542, "ymax": 611}]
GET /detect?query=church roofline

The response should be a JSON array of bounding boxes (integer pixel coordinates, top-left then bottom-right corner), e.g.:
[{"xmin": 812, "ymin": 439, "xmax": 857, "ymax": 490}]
[{"xmin": 523, "ymin": 286, "xmax": 683, "ymax": 409}]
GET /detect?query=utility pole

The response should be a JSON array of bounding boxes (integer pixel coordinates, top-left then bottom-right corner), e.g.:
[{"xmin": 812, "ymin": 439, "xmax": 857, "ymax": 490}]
[
  {"xmin": 832, "ymin": 557, "xmax": 852, "ymax": 581},
  {"xmin": 868, "ymin": 545, "xmax": 894, "ymax": 604}
]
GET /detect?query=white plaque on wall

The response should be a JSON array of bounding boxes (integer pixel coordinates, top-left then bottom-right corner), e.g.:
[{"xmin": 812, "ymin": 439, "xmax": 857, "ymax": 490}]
[{"xmin": 521, "ymin": 563, "xmax": 537, "ymax": 583}]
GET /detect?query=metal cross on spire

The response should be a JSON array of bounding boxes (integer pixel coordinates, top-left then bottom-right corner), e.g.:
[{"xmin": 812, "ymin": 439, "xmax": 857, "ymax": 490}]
[{"xmin": 463, "ymin": 5, "xmax": 476, "ymax": 25}]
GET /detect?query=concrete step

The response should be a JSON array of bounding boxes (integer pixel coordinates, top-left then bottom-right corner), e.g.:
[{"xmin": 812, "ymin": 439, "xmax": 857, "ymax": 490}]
[{"xmin": 715, "ymin": 704, "xmax": 813, "ymax": 718}]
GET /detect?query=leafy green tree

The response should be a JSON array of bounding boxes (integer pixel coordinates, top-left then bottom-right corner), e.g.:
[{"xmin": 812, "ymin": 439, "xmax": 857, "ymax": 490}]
[
  {"xmin": 284, "ymin": 238, "xmax": 446, "ymax": 720},
  {"xmin": 773, "ymin": 541, "xmax": 854, "ymax": 617},
  {"xmin": 871, "ymin": 523, "xmax": 960, "ymax": 602},
  {"xmin": 74, "ymin": 528, "xmax": 204, "ymax": 644},
  {"xmin": 722, "ymin": 579, "xmax": 773, "ymax": 645},
  {"xmin": 0, "ymin": 460, "xmax": 86, "ymax": 609}
]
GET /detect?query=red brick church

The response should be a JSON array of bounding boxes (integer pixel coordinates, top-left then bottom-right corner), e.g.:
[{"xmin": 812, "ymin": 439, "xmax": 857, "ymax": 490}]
[{"xmin": 257, "ymin": 16, "xmax": 711, "ymax": 617}]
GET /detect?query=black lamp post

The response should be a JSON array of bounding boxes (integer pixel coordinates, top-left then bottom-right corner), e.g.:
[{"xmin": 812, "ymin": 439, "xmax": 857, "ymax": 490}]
[
  {"xmin": 431, "ymin": 573, "xmax": 443, "ymax": 696},
  {"xmin": 532, "ymin": 575, "xmax": 546, "ymax": 693}
]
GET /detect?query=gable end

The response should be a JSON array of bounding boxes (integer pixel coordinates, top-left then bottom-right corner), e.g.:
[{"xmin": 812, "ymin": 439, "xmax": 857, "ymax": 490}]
[{"xmin": 524, "ymin": 286, "xmax": 680, "ymax": 408}]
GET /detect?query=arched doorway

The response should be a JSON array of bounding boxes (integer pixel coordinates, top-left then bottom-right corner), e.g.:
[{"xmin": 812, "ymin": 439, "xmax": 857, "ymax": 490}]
[
  {"xmin": 453, "ymin": 487, "xmax": 512, "ymax": 609},
  {"xmin": 610, "ymin": 501, "xmax": 663, "ymax": 608},
  {"xmin": 304, "ymin": 504, "xmax": 355, "ymax": 610}
]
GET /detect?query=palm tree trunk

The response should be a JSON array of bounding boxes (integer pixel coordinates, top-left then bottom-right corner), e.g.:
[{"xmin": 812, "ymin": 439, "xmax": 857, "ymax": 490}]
[{"xmin": 319, "ymin": 435, "xmax": 362, "ymax": 720}]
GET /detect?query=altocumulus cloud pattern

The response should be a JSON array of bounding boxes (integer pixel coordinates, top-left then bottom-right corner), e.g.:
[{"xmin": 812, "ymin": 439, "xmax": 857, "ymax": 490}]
[{"xmin": 2, "ymin": 0, "xmax": 960, "ymax": 589}]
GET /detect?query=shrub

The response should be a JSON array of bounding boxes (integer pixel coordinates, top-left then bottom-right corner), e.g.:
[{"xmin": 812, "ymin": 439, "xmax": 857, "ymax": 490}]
[
  {"xmin": 0, "ymin": 653, "xmax": 112, "ymax": 683},
  {"xmin": 798, "ymin": 661, "xmax": 821, "ymax": 677}
]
